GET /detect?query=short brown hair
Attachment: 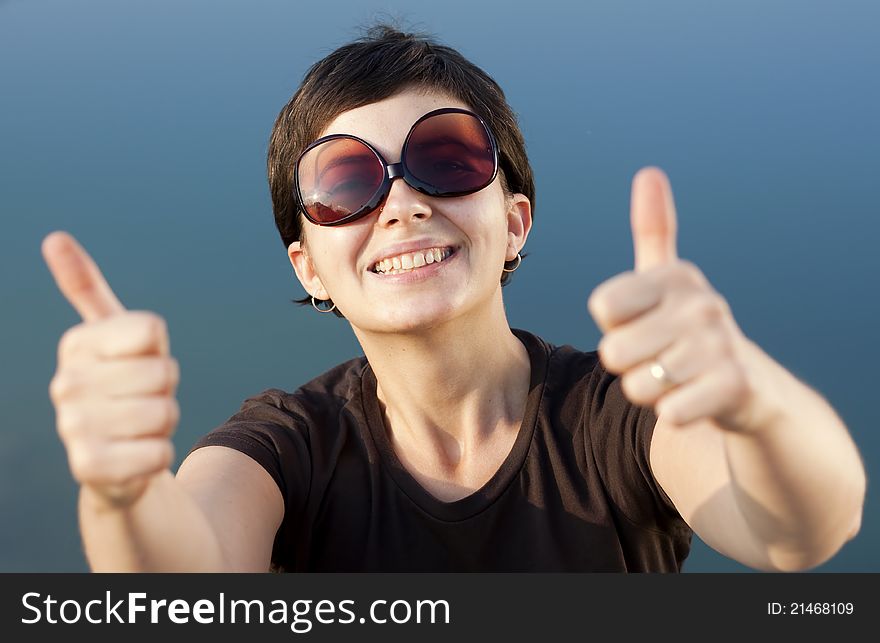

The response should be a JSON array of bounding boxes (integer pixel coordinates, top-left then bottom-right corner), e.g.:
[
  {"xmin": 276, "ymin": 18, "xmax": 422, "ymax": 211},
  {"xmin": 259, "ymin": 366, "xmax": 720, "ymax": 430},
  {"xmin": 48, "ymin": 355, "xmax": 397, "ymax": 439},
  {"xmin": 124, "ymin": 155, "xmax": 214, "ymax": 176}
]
[{"xmin": 267, "ymin": 25, "xmax": 534, "ymax": 314}]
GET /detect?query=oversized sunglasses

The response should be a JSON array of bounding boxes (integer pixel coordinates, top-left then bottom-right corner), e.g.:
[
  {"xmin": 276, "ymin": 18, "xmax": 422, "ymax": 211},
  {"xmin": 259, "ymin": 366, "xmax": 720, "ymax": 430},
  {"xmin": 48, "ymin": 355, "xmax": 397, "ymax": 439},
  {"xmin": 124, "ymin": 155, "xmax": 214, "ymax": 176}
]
[{"xmin": 294, "ymin": 107, "xmax": 499, "ymax": 226}]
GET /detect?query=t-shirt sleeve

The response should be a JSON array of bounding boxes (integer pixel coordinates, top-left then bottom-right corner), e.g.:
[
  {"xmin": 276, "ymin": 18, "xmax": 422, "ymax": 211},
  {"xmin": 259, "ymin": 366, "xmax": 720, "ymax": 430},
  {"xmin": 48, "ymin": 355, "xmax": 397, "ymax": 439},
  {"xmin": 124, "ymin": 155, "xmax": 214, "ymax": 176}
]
[
  {"xmin": 586, "ymin": 362, "xmax": 688, "ymax": 535},
  {"xmin": 187, "ymin": 388, "xmax": 311, "ymax": 549}
]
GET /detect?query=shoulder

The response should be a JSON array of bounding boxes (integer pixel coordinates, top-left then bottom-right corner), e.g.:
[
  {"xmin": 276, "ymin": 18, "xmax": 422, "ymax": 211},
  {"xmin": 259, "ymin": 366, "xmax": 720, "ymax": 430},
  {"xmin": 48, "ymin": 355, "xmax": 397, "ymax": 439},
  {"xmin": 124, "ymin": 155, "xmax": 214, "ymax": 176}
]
[
  {"xmin": 237, "ymin": 355, "xmax": 369, "ymax": 424},
  {"xmin": 187, "ymin": 354, "xmax": 371, "ymax": 514},
  {"xmin": 513, "ymin": 327, "xmax": 604, "ymax": 401},
  {"xmin": 190, "ymin": 354, "xmax": 369, "ymax": 461}
]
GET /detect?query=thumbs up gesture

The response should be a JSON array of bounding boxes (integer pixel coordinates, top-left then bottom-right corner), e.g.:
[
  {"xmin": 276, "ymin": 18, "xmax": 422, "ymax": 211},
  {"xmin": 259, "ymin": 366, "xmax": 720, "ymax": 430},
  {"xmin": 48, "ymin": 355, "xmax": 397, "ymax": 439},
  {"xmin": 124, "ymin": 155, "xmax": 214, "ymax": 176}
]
[
  {"xmin": 43, "ymin": 232, "xmax": 179, "ymax": 508},
  {"xmin": 588, "ymin": 168, "xmax": 753, "ymax": 429}
]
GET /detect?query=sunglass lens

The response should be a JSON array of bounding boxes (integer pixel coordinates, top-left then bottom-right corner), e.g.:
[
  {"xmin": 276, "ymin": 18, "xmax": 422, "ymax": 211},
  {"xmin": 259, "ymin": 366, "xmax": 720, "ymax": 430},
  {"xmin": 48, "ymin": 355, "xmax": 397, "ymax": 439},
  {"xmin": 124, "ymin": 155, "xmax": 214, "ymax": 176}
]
[
  {"xmin": 405, "ymin": 112, "xmax": 495, "ymax": 196},
  {"xmin": 297, "ymin": 138, "xmax": 384, "ymax": 224}
]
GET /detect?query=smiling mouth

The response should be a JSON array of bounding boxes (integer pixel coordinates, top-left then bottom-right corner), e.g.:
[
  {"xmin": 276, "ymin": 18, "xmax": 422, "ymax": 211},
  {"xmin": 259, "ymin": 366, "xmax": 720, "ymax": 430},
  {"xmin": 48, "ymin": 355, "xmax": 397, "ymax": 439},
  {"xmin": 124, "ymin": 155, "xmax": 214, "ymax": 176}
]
[{"xmin": 370, "ymin": 246, "xmax": 456, "ymax": 275}]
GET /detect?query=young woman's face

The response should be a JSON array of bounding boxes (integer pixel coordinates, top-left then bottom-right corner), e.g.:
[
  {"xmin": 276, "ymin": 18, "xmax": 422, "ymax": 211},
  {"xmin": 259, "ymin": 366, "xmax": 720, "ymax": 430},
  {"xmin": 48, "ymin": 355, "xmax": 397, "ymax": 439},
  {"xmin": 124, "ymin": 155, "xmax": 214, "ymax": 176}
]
[{"xmin": 288, "ymin": 88, "xmax": 531, "ymax": 335}]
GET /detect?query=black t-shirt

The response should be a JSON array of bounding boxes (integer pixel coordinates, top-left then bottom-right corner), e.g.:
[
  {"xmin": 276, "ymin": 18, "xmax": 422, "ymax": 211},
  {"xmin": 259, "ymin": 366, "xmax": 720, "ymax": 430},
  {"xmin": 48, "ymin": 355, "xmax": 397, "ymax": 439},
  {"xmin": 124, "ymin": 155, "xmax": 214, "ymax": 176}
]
[{"xmin": 189, "ymin": 328, "xmax": 693, "ymax": 571}]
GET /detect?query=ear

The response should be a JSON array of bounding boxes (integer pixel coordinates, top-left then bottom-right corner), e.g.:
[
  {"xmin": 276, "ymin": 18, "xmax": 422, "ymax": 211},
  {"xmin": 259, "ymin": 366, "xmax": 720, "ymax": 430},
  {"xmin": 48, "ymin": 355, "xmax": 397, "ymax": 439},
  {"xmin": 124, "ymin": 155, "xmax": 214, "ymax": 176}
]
[
  {"xmin": 288, "ymin": 240, "xmax": 330, "ymax": 300},
  {"xmin": 505, "ymin": 193, "xmax": 532, "ymax": 261}
]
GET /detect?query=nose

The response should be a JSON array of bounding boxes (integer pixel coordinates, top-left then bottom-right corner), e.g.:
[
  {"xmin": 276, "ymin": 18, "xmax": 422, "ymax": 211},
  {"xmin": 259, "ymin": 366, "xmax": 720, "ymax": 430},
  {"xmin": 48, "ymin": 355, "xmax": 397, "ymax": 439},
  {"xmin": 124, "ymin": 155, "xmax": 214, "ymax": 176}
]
[{"xmin": 375, "ymin": 170, "xmax": 432, "ymax": 228}]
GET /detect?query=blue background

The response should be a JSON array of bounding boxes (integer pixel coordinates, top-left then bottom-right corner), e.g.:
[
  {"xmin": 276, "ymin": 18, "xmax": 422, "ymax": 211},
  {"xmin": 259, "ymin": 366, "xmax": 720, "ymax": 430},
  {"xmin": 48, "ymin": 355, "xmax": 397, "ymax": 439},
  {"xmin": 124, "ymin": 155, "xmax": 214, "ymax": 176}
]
[{"xmin": 1, "ymin": 0, "xmax": 877, "ymax": 572}]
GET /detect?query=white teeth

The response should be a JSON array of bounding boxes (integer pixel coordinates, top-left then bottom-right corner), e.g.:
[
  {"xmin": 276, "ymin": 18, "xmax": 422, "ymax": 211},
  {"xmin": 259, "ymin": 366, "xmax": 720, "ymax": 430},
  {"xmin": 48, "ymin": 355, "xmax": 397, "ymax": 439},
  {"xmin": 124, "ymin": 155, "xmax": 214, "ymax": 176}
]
[{"xmin": 372, "ymin": 246, "xmax": 453, "ymax": 274}]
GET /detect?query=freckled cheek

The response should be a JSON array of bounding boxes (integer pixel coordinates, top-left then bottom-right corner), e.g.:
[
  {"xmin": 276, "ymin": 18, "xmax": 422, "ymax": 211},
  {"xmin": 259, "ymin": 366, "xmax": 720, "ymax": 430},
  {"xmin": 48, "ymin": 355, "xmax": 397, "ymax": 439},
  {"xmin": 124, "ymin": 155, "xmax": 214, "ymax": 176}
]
[
  {"xmin": 443, "ymin": 207, "xmax": 494, "ymax": 252},
  {"xmin": 331, "ymin": 256, "xmax": 362, "ymax": 286}
]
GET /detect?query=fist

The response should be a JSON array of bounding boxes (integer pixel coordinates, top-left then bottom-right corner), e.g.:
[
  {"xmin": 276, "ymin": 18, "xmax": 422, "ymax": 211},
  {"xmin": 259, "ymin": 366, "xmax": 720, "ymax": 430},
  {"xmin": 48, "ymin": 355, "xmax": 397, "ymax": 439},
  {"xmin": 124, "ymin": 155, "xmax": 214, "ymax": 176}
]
[
  {"xmin": 43, "ymin": 232, "xmax": 179, "ymax": 508},
  {"xmin": 588, "ymin": 168, "xmax": 753, "ymax": 429}
]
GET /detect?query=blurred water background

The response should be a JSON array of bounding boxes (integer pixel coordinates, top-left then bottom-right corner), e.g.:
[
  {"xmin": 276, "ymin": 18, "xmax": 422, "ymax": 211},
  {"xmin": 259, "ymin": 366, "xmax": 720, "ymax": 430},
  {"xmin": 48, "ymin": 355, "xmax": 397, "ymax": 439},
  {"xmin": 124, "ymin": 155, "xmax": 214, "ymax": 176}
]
[{"xmin": 1, "ymin": 0, "xmax": 877, "ymax": 571}]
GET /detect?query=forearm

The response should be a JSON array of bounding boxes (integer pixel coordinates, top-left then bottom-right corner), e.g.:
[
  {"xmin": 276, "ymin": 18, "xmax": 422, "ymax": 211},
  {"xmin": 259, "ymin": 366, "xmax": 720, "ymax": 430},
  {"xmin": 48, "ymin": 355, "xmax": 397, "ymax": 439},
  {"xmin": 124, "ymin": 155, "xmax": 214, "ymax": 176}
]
[
  {"xmin": 723, "ymin": 339, "xmax": 866, "ymax": 570},
  {"xmin": 79, "ymin": 470, "xmax": 228, "ymax": 572}
]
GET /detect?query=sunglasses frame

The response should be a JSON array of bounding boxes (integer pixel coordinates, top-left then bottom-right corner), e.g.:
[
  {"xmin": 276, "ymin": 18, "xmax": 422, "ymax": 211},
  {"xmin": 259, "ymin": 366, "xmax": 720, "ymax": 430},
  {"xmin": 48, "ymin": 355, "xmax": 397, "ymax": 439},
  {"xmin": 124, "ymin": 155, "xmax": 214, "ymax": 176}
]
[{"xmin": 294, "ymin": 107, "xmax": 500, "ymax": 227}]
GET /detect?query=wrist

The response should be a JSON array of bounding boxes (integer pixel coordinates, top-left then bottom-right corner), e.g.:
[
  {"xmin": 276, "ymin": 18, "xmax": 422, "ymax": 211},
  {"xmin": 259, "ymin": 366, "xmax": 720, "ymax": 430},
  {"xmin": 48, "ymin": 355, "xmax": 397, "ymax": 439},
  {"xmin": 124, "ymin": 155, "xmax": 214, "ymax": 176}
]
[
  {"xmin": 79, "ymin": 479, "xmax": 151, "ymax": 514},
  {"xmin": 718, "ymin": 335, "xmax": 789, "ymax": 436}
]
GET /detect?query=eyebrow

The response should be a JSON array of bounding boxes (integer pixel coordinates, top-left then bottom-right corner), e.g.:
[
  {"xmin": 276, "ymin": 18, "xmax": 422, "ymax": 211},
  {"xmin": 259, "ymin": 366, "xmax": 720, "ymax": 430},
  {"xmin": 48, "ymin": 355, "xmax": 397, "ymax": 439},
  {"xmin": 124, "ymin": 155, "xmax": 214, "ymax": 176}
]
[
  {"xmin": 316, "ymin": 153, "xmax": 374, "ymax": 183},
  {"xmin": 411, "ymin": 135, "xmax": 481, "ymax": 153}
]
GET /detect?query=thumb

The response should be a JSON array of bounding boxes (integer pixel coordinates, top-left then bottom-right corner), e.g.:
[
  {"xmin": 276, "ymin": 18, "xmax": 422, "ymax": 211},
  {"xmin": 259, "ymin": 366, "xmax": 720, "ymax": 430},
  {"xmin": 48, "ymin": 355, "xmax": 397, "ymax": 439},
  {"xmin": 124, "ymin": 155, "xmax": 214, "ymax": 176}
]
[
  {"xmin": 42, "ymin": 231, "xmax": 126, "ymax": 322},
  {"xmin": 631, "ymin": 167, "xmax": 678, "ymax": 272}
]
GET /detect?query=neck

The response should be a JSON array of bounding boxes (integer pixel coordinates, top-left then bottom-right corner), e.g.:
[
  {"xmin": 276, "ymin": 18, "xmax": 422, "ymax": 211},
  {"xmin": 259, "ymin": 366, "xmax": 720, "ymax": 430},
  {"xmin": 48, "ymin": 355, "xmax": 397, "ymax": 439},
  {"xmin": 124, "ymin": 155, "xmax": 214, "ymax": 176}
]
[{"xmin": 352, "ymin": 294, "xmax": 531, "ymax": 469}]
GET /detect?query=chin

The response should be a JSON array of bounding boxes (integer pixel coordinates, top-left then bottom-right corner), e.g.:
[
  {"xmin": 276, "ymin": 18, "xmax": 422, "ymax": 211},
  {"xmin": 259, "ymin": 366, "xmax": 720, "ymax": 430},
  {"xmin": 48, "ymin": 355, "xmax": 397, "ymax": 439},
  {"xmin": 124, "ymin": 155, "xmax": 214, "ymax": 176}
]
[{"xmin": 359, "ymin": 300, "xmax": 462, "ymax": 335}]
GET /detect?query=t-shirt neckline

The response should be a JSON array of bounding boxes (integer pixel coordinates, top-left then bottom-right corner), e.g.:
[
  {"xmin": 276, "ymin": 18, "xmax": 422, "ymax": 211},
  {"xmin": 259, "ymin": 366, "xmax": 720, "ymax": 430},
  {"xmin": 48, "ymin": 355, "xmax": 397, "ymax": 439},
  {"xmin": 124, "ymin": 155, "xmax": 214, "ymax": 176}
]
[{"xmin": 359, "ymin": 328, "xmax": 550, "ymax": 522}]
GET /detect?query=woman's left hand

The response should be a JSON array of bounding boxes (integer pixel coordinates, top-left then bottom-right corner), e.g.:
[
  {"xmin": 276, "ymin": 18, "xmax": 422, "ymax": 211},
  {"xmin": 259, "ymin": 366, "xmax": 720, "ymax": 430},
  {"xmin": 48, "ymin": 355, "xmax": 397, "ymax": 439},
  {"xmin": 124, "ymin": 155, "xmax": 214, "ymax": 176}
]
[{"xmin": 587, "ymin": 167, "xmax": 761, "ymax": 431}]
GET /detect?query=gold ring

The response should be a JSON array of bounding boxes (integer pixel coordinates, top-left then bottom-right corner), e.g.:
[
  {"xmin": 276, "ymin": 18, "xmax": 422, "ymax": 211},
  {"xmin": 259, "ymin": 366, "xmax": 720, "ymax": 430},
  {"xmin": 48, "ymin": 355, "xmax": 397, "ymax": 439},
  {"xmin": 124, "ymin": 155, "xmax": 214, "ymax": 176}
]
[{"xmin": 649, "ymin": 360, "xmax": 675, "ymax": 386}]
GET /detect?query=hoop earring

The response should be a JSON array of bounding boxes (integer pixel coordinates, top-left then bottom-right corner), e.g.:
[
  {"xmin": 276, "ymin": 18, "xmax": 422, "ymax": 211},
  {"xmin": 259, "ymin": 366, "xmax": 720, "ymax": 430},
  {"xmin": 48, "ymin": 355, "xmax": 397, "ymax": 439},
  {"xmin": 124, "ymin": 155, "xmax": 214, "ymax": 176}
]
[
  {"xmin": 311, "ymin": 295, "xmax": 336, "ymax": 313},
  {"xmin": 502, "ymin": 253, "xmax": 522, "ymax": 273}
]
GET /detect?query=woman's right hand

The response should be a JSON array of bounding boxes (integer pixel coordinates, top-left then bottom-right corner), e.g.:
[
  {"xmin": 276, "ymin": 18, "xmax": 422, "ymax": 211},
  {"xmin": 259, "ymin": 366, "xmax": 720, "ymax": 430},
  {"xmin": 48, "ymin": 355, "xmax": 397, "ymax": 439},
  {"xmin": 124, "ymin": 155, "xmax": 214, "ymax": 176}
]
[{"xmin": 43, "ymin": 231, "xmax": 179, "ymax": 509}]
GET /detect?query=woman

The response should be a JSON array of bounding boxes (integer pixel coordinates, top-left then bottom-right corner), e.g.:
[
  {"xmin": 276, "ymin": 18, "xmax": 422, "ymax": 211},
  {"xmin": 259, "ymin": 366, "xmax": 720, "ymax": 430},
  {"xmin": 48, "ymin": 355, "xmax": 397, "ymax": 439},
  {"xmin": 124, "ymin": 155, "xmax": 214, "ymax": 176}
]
[{"xmin": 43, "ymin": 26, "xmax": 865, "ymax": 572}]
